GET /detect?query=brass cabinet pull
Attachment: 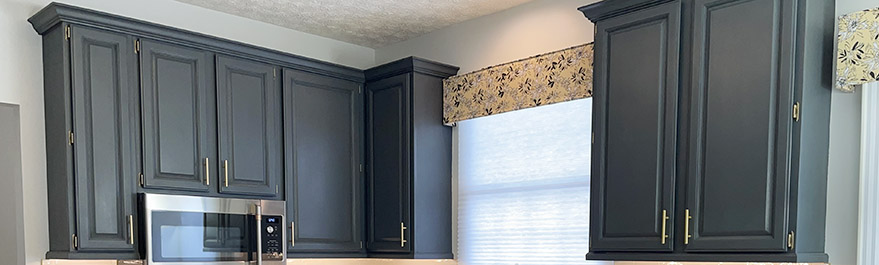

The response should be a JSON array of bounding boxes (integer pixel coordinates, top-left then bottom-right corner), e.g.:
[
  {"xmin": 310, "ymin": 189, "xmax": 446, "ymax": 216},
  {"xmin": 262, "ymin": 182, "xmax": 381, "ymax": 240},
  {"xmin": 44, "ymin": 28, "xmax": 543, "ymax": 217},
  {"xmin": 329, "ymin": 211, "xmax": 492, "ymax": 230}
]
[
  {"xmin": 793, "ymin": 102, "xmax": 801, "ymax": 122},
  {"xmin": 127, "ymin": 215, "xmax": 134, "ymax": 245},
  {"xmin": 400, "ymin": 222, "xmax": 408, "ymax": 247},
  {"xmin": 685, "ymin": 209, "xmax": 692, "ymax": 245},
  {"xmin": 290, "ymin": 222, "xmax": 296, "ymax": 248},
  {"xmin": 662, "ymin": 210, "xmax": 670, "ymax": 244},
  {"xmin": 204, "ymin": 158, "xmax": 210, "ymax": 186},
  {"xmin": 788, "ymin": 230, "xmax": 795, "ymax": 249},
  {"xmin": 223, "ymin": 160, "xmax": 229, "ymax": 187}
]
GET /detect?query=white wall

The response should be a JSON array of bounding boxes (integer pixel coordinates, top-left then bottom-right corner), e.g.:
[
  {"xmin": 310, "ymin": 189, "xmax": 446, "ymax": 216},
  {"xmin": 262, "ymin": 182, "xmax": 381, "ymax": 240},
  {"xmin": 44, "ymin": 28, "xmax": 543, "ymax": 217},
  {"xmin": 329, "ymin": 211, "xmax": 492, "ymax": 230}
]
[
  {"xmin": 0, "ymin": 1, "xmax": 374, "ymax": 265},
  {"xmin": 376, "ymin": 0, "xmax": 600, "ymax": 74},
  {"xmin": 375, "ymin": 0, "xmax": 872, "ymax": 264}
]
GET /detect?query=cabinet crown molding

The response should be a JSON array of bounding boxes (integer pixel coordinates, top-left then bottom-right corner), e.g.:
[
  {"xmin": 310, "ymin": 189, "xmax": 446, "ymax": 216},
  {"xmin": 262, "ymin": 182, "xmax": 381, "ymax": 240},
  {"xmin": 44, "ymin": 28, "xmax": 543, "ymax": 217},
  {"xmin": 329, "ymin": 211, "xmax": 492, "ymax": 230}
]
[
  {"xmin": 579, "ymin": 0, "xmax": 677, "ymax": 22},
  {"xmin": 366, "ymin": 57, "xmax": 460, "ymax": 81},
  {"xmin": 28, "ymin": 2, "xmax": 366, "ymax": 83}
]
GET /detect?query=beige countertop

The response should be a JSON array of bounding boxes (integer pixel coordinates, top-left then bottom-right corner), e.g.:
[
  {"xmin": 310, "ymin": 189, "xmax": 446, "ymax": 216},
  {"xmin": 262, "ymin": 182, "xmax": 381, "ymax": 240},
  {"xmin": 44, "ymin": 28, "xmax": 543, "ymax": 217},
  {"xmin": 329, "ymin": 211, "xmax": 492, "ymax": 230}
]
[
  {"xmin": 42, "ymin": 260, "xmax": 828, "ymax": 265},
  {"xmin": 42, "ymin": 259, "xmax": 458, "ymax": 265}
]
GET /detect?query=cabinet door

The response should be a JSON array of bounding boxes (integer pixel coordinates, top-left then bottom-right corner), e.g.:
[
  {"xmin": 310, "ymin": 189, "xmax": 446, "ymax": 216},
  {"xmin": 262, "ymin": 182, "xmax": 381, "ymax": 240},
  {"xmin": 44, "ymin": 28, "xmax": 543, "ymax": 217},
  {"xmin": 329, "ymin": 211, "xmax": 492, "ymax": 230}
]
[
  {"xmin": 139, "ymin": 39, "xmax": 215, "ymax": 192},
  {"xmin": 69, "ymin": 26, "xmax": 137, "ymax": 251},
  {"xmin": 216, "ymin": 55, "xmax": 282, "ymax": 197},
  {"xmin": 589, "ymin": 0, "xmax": 680, "ymax": 252},
  {"xmin": 686, "ymin": 0, "xmax": 795, "ymax": 252},
  {"xmin": 366, "ymin": 73, "xmax": 411, "ymax": 253},
  {"xmin": 283, "ymin": 69, "xmax": 363, "ymax": 253}
]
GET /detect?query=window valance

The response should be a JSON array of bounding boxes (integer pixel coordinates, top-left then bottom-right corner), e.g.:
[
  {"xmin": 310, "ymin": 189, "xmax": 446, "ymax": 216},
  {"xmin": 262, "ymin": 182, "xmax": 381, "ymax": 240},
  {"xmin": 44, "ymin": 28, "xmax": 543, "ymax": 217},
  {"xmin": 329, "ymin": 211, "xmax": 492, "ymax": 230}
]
[
  {"xmin": 838, "ymin": 7, "xmax": 879, "ymax": 92},
  {"xmin": 442, "ymin": 43, "xmax": 594, "ymax": 125}
]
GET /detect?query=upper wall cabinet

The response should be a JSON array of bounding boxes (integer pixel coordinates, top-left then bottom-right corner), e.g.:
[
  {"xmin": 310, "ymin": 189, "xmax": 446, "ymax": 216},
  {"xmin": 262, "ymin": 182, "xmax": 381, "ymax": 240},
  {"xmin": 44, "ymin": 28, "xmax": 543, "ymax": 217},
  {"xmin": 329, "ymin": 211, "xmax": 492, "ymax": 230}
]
[
  {"xmin": 589, "ymin": 0, "xmax": 680, "ymax": 253},
  {"xmin": 364, "ymin": 58, "xmax": 458, "ymax": 259},
  {"xmin": 139, "ymin": 39, "xmax": 216, "ymax": 192},
  {"xmin": 41, "ymin": 24, "xmax": 140, "ymax": 259},
  {"xmin": 283, "ymin": 68, "xmax": 364, "ymax": 255},
  {"xmin": 30, "ymin": 3, "xmax": 366, "ymax": 259},
  {"xmin": 580, "ymin": 0, "xmax": 834, "ymax": 262},
  {"xmin": 686, "ymin": 0, "xmax": 794, "ymax": 252},
  {"xmin": 216, "ymin": 55, "xmax": 283, "ymax": 198}
]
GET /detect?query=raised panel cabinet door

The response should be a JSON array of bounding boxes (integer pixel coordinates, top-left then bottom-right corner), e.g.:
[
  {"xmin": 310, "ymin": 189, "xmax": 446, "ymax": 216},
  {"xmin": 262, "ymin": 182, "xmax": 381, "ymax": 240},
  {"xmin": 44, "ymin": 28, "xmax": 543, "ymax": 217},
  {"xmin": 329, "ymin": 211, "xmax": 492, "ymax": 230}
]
[
  {"xmin": 686, "ymin": 0, "xmax": 795, "ymax": 252},
  {"xmin": 69, "ymin": 25, "xmax": 137, "ymax": 251},
  {"xmin": 139, "ymin": 39, "xmax": 215, "ymax": 192},
  {"xmin": 366, "ymin": 73, "xmax": 412, "ymax": 253},
  {"xmin": 216, "ymin": 55, "xmax": 282, "ymax": 197},
  {"xmin": 589, "ymin": 0, "xmax": 680, "ymax": 252},
  {"xmin": 283, "ymin": 69, "xmax": 363, "ymax": 253}
]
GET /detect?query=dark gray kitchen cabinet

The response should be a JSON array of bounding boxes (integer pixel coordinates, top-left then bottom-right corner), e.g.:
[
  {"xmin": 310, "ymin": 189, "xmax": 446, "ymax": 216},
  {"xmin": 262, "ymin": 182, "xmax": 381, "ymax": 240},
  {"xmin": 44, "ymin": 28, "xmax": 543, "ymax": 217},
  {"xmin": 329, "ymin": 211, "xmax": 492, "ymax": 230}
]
[
  {"xmin": 581, "ymin": 0, "xmax": 834, "ymax": 262},
  {"xmin": 685, "ymin": 0, "xmax": 794, "ymax": 252},
  {"xmin": 216, "ymin": 55, "xmax": 283, "ymax": 198},
  {"xmin": 283, "ymin": 68, "xmax": 364, "ymax": 255},
  {"xmin": 139, "ymin": 39, "xmax": 216, "ymax": 192},
  {"xmin": 365, "ymin": 72, "xmax": 412, "ymax": 254},
  {"xmin": 70, "ymin": 25, "xmax": 139, "ymax": 253},
  {"xmin": 364, "ymin": 58, "xmax": 458, "ymax": 259},
  {"xmin": 40, "ymin": 24, "xmax": 140, "ymax": 259},
  {"xmin": 589, "ymin": 0, "xmax": 680, "ymax": 253}
]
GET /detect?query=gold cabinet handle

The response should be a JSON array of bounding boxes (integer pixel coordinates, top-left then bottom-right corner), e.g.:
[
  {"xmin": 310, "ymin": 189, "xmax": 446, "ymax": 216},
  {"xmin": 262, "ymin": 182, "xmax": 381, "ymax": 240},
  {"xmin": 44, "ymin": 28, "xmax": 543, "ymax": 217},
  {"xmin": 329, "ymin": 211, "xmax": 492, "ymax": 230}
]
[
  {"xmin": 127, "ymin": 215, "xmax": 134, "ymax": 245},
  {"xmin": 290, "ymin": 222, "xmax": 296, "ymax": 248},
  {"xmin": 204, "ymin": 158, "xmax": 210, "ymax": 186},
  {"xmin": 685, "ymin": 209, "xmax": 692, "ymax": 245},
  {"xmin": 661, "ymin": 210, "xmax": 669, "ymax": 245},
  {"xmin": 400, "ymin": 222, "xmax": 408, "ymax": 248},
  {"xmin": 223, "ymin": 160, "xmax": 229, "ymax": 187}
]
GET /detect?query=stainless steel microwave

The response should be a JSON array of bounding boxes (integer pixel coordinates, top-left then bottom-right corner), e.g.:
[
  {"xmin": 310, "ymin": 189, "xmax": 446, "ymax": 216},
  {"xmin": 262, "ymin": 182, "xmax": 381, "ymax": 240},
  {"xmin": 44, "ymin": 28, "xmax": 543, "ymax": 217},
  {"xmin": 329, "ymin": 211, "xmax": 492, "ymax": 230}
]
[{"xmin": 140, "ymin": 193, "xmax": 286, "ymax": 265}]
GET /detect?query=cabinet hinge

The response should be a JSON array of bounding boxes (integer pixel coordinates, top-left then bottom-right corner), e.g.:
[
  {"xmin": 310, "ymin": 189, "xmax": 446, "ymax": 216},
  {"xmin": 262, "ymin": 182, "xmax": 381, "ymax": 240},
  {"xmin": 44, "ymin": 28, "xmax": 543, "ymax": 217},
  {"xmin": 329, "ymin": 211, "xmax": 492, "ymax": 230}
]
[
  {"xmin": 72, "ymin": 234, "xmax": 78, "ymax": 249},
  {"xmin": 591, "ymin": 132, "xmax": 594, "ymax": 144},
  {"xmin": 792, "ymin": 102, "xmax": 801, "ymax": 122},
  {"xmin": 275, "ymin": 184, "xmax": 279, "ymax": 194},
  {"xmin": 65, "ymin": 25, "xmax": 70, "ymax": 40},
  {"xmin": 134, "ymin": 39, "xmax": 140, "ymax": 54},
  {"xmin": 68, "ymin": 131, "xmax": 74, "ymax": 145},
  {"xmin": 138, "ymin": 173, "xmax": 144, "ymax": 187},
  {"xmin": 273, "ymin": 69, "xmax": 277, "ymax": 79},
  {"xmin": 360, "ymin": 241, "xmax": 363, "ymax": 249},
  {"xmin": 359, "ymin": 86, "xmax": 363, "ymax": 94},
  {"xmin": 788, "ymin": 230, "xmax": 795, "ymax": 249},
  {"xmin": 359, "ymin": 164, "xmax": 364, "ymax": 173}
]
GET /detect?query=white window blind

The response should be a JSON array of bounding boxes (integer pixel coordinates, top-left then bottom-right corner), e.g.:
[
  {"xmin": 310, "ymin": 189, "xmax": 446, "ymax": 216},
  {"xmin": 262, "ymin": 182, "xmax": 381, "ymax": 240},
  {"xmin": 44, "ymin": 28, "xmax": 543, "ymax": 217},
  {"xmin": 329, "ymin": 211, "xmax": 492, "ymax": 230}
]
[{"xmin": 457, "ymin": 99, "xmax": 607, "ymax": 265}]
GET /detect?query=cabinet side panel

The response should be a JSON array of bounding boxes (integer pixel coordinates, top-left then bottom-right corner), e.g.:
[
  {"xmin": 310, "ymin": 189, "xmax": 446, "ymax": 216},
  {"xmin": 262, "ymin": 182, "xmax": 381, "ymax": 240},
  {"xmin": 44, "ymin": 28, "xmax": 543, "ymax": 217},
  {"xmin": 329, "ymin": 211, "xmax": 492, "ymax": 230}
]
[
  {"xmin": 792, "ymin": 0, "xmax": 833, "ymax": 254},
  {"xmin": 42, "ymin": 25, "xmax": 76, "ymax": 254},
  {"xmin": 411, "ymin": 73, "xmax": 453, "ymax": 258}
]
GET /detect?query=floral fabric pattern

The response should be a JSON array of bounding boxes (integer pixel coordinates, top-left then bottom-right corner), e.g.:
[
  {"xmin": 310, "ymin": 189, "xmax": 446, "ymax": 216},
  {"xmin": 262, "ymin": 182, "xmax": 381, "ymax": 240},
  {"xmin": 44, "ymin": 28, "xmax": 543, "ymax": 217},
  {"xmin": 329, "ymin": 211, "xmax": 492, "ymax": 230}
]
[
  {"xmin": 838, "ymin": 7, "xmax": 879, "ymax": 92},
  {"xmin": 442, "ymin": 43, "xmax": 594, "ymax": 125}
]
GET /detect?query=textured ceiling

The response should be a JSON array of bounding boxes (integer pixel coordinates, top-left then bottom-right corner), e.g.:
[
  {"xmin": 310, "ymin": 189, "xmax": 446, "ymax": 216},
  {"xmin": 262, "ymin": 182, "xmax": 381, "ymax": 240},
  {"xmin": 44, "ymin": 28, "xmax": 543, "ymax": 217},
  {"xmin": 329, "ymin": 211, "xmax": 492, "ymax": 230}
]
[{"xmin": 175, "ymin": 0, "xmax": 537, "ymax": 48}]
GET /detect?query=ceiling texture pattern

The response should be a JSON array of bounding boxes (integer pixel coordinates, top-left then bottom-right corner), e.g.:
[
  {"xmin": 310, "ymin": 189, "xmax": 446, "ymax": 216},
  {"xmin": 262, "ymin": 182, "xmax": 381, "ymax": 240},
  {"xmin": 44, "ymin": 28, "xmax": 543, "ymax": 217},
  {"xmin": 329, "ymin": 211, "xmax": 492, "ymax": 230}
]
[{"xmin": 175, "ymin": 0, "xmax": 537, "ymax": 48}]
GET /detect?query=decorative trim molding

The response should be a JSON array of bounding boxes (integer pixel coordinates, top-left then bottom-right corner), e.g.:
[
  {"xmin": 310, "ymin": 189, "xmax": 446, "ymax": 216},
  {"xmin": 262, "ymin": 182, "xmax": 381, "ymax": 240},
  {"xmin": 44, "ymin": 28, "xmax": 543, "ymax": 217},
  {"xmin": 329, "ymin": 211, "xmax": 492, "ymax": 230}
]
[
  {"xmin": 28, "ymin": 2, "xmax": 366, "ymax": 82},
  {"xmin": 837, "ymin": 7, "xmax": 879, "ymax": 92},
  {"xmin": 442, "ymin": 43, "xmax": 593, "ymax": 125},
  {"xmin": 859, "ymin": 82, "xmax": 879, "ymax": 265}
]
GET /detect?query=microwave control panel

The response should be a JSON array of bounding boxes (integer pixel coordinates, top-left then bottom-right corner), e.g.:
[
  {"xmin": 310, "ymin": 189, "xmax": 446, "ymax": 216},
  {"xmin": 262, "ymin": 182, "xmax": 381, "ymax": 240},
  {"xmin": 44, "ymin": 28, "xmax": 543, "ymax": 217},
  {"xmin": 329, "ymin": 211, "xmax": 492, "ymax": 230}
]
[{"xmin": 261, "ymin": 215, "xmax": 285, "ymax": 260}]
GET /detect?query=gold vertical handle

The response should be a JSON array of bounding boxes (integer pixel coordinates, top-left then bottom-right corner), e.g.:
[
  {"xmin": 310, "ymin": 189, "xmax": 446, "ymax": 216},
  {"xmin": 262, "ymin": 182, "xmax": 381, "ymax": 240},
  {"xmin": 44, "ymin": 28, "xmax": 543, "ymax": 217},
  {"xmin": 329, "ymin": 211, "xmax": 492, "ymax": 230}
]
[
  {"xmin": 204, "ymin": 158, "xmax": 210, "ymax": 186},
  {"xmin": 127, "ymin": 215, "xmax": 134, "ymax": 245},
  {"xmin": 223, "ymin": 160, "xmax": 229, "ymax": 187},
  {"xmin": 661, "ymin": 210, "xmax": 669, "ymax": 245},
  {"xmin": 290, "ymin": 222, "xmax": 296, "ymax": 247},
  {"xmin": 685, "ymin": 209, "xmax": 692, "ymax": 245},
  {"xmin": 400, "ymin": 222, "xmax": 408, "ymax": 247}
]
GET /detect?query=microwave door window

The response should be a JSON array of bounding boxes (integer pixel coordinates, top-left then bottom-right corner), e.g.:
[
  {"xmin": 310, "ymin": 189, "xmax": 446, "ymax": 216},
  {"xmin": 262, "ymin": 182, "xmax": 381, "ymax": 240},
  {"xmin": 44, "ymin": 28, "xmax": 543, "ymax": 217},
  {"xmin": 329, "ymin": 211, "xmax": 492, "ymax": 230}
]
[{"xmin": 152, "ymin": 211, "xmax": 256, "ymax": 262}]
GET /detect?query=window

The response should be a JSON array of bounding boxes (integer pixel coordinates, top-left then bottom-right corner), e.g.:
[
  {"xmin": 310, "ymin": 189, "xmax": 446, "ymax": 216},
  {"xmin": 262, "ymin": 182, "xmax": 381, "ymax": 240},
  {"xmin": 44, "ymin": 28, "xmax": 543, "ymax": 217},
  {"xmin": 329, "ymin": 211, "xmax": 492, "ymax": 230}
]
[
  {"xmin": 457, "ymin": 99, "xmax": 606, "ymax": 265},
  {"xmin": 859, "ymin": 82, "xmax": 879, "ymax": 265}
]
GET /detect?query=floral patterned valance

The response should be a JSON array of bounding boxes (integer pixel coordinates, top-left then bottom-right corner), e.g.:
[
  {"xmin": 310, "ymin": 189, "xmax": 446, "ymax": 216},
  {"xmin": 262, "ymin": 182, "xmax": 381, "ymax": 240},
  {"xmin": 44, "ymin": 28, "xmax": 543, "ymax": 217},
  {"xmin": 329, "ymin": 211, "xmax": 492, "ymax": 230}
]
[
  {"xmin": 838, "ymin": 7, "xmax": 879, "ymax": 92},
  {"xmin": 442, "ymin": 43, "xmax": 594, "ymax": 125}
]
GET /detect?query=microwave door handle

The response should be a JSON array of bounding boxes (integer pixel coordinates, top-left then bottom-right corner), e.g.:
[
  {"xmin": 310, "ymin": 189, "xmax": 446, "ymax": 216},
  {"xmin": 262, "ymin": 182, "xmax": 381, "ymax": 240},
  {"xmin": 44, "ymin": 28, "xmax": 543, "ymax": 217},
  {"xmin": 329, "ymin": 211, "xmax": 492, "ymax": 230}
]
[{"xmin": 255, "ymin": 204, "xmax": 262, "ymax": 265}]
